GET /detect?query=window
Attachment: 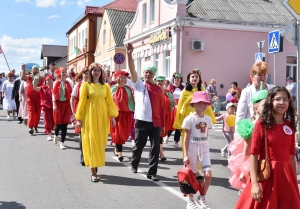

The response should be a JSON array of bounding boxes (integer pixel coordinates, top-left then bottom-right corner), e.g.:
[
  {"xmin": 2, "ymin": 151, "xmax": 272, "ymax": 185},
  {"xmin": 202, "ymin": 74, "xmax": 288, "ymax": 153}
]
[
  {"xmin": 82, "ymin": 29, "xmax": 85, "ymax": 47},
  {"xmin": 164, "ymin": 51, "xmax": 170, "ymax": 77},
  {"xmin": 137, "ymin": 58, "xmax": 142, "ymax": 76},
  {"xmin": 145, "ymin": 56, "xmax": 151, "ymax": 62},
  {"xmin": 73, "ymin": 37, "xmax": 76, "ymax": 54},
  {"xmin": 150, "ymin": 0, "xmax": 155, "ymax": 22},
  {"xmin": 142, "ymin": 3, "xmax": 147, "ymax": 25},
  {"xmin": 103, "ymin": 30, "xmax": 106, "ymax": 44},
  {"xmin": 286, "ymin": 56, "xmax": 297, "ymax": 82},
  {"xmin": 79, "ymin": 32, "xmax": 81, "ymax": 49},
  {"xmin": 154, "ymin": 54, "xmax": 159, "ymax": 76}
]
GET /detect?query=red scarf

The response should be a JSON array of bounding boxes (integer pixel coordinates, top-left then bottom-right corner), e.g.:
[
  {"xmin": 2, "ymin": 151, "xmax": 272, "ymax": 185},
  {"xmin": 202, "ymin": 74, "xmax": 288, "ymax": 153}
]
[
  {"xmin": 167, "ymin": 84, "xmax": 184, "ymax": 94},
  {"xmin": 53, "ymin": 80, "xmax": 72, "ymax": 101},
  {"xmin": 146, "ymin": 82, "xmax": 164, "ymax": 128}
]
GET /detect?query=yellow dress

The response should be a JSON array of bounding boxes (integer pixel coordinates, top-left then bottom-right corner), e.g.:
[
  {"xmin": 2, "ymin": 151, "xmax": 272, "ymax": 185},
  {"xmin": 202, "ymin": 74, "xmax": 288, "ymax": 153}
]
[
  {"xmin": 173, "ymin": 87, "xmax": 216, "ymax": 160},
  {"xmin": 75, "ymin": 83, "xmax": 118, "ymax": 168}
]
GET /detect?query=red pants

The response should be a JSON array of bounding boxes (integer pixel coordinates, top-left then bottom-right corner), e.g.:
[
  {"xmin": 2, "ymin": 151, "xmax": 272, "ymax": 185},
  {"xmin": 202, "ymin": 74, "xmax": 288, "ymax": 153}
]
[
  {"xmin": 27, "ymin": 93, "xmax": 41, "ymax": 128},
  {"xmin": 110, "ymin": 111, "xmax": 132, "ymax": 145},
  {"xmin": 42, "ymin": 107, "xmax": 54, "ymax": 134}
]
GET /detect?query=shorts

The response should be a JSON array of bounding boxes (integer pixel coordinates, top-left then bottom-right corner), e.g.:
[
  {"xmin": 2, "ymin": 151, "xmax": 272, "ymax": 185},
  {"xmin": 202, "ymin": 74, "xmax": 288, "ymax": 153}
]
[{"xmin": 188, "ymin": 143, "xmax": 211, "ymax": 173}]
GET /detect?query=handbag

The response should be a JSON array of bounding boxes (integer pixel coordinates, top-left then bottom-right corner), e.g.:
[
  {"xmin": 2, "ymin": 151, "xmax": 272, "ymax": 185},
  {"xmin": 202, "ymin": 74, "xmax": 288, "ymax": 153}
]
[{"xmin": 256, "ymin": 126, "xmax": 270, "ymax": 182}]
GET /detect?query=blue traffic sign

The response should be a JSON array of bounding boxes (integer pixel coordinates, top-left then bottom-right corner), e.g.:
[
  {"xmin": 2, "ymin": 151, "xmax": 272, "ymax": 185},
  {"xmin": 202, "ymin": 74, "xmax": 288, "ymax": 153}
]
[
  {"xmin": 268, "ymin": 30, "xmax": 280, "ymax": 53},
  {"xmin": 255, "ymin": 53, "xmax": 263, "ymax": 62},
  {"xmin": 113, "ymin": 53, "xmax": 125, "ymax": 64}
]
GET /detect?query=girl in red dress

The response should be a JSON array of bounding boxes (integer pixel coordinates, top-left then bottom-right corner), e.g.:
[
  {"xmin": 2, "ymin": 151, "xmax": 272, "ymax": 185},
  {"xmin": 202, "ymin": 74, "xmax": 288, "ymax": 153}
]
[
  {"xmin": 110, "ymin": 70, "xmax": 135, "ymax": 162},
  {"xmin": 33, "ymin": 75, "xmax": 54, "ymax": 141},
  {"xmin": 52, "ymin": 67, "xmax": 72, "ymax": 150},
  {"xmin": 156, "ymin": 76, "xmax": 175, "ymax": 161},
  {"xmin": 235, "ymin": 86, "xmax": 300, "ymax": 209}
]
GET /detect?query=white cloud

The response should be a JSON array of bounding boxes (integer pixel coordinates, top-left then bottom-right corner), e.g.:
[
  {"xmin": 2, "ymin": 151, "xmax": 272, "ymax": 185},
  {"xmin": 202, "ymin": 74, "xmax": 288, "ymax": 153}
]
[
  {"xmin": 77, "ymin": 0, "xmax": 91, "ymax": 7},
  {"xmin": 36, "ymin": 0, "xmax": 56, "ymax": 8},
  {"xmin": 0, "ymin": 35, "xmax": 56, "ymax": 73},
  {"xmin": 60, "ymin": 0, "xmax": 74, "ymax": 6},
  {"xmin": 47, "ymin": 15, "xmax": 60, "ymax": 19}
]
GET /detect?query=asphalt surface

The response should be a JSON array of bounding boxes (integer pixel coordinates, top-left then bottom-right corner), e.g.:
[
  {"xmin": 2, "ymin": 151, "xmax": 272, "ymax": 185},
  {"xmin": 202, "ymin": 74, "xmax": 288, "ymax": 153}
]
[{"xmin": 0, "ymin": 109, "xmax": 299, "ymax": 209}]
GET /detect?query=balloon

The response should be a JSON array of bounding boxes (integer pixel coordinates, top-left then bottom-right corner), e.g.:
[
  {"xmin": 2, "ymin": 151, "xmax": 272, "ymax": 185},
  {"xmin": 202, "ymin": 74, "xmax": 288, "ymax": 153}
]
[
  {"xmin": 226, "ymin": 115, "xmax": 236, "ymax": 127},
  {"xmin": 226, "ymin": 93, "xmax": 233, "ymax": 101}
]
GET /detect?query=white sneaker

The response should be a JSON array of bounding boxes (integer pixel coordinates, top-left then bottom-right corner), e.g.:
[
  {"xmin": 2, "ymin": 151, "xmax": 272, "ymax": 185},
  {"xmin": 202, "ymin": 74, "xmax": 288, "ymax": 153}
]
[
  {"xmin": 132, "ymin": 140, "xmax": 135, "ymax": 146},
  {"xmin": 7, "ymin": 116, "xmax": 11, "ymax": 120},
  {"xmin": 174, "ymin": 142, "xmax": 180, "ymax": 148},
  {"xmin": 186, "ymin": 200, "xmax": 200, "ymax": 209},
  {"xmin": 60, "ymin": 142, "xmax": 66, "ymax": 150},
  {"xmin": 197, "ymin": 195, "xmax": 211, "ymax": 209},
  {"xmin": 47, "ymin": 135, "xmax": 52, "ymax": 141},
  {"xmin": 53, "ymin": 136, "xmax": 58, "ymax": 144},
  {"xmin": 221, "ymin": 148, "xmax": 226, "ymax": 157}
]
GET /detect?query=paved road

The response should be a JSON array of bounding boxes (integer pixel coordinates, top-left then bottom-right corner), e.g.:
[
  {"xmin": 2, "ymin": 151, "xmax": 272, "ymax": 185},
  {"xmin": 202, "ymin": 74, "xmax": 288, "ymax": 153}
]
[{"xmin": 0, "ymin": 109, "xmax": 299, "ymax": 209}]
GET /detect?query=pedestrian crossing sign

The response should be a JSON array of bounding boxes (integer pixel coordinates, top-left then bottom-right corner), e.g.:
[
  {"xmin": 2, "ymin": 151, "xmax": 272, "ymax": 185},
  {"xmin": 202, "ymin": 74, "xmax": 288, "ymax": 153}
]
[
  {"xmin": 255, "ymin": 53, "xmax": 263, "ymax": 62},
  {"xmin": 268, "ymin": 30, "xmax": 282, "ymax": 53}
]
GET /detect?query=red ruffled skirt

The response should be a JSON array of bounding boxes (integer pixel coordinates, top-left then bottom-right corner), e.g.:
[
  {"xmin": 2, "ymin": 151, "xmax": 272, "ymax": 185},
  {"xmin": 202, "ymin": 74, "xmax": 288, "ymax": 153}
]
[
  {"xmin": 234, "ymin": 161, "xmax": 300, "ymax": 209},
  {"xmin": 53, "ymin": 100, "xmax": 72, "ymax": 125},
  {"xmin": 110, "ymin": 111, "xmax": 132, "ymax": 145}
]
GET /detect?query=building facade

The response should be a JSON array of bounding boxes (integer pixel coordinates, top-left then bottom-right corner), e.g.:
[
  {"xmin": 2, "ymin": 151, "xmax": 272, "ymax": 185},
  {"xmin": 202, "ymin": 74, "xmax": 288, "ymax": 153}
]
[{"xmin": 123, "ymin": 0, "xmax": 297, "ymax": 96}]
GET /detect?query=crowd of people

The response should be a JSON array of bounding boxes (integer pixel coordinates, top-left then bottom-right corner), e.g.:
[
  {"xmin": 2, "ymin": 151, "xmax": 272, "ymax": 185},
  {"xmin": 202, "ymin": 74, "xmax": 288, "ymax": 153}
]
[{"xmin": 1, "ymin": 44, "xmax": 300, "ymax": 208}]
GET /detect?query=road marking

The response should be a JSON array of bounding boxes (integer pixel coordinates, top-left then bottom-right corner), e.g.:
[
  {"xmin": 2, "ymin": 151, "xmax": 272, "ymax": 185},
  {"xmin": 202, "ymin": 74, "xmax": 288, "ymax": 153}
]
[{"xmin": 111, "ymin": 156, "xmax": 188, "ymax": 202}]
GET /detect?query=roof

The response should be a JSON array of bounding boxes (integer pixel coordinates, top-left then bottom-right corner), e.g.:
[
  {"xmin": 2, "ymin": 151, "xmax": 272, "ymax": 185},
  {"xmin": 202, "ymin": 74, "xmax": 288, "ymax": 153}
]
[
  {"xmin": 68, "ymin": 0, "xmax": 138, "ymax": 35},
  {"xmin": 106, "ymin": 9, "xmax": 136, "ymax": 46},
  {"xmin": 92, "ymin": 0, "xmax": 138, "ymax": 13},
  {"xmin": 187, "ymin": 0, "xmax": 293, "ymax": 26},
  {"xmin": 40, "ymin": 45, "xmax": 68, "ymax": 59}
]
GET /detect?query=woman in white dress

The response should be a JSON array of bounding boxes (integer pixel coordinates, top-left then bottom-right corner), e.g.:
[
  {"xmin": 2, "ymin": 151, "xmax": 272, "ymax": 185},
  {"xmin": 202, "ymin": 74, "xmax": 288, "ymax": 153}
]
[
  {"xmin": 1, "ymin": 72, "xmax": 16, "ymax": 119},
  {"xmin": 18, "ymin": 79, "xmax": 28, "ymax": 125}
]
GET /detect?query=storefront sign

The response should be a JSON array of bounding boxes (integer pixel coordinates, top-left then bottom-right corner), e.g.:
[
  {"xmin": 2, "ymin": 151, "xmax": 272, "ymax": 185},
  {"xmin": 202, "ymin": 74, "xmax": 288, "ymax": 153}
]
[{"xmin": 150, "ymin": 28, "xmax": 169, "ymax": 45}]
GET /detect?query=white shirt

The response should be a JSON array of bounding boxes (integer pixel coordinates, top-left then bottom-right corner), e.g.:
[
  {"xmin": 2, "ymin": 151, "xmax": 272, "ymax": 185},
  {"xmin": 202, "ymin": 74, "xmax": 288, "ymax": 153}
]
[
  {"xmin": 132, "ymin": 78, "xmax": 152, "ymax": 122},
  {"xmin": 66, "ymin": 78, "xmax": 74, "ymax": 89},
  {"xmin": 173, "ymin": 87, "xmax": 182, "ymax": 100},
  {"xmin": 182, "ymin": 114, "xmax": 213, "ymax": 144},
  {"xmin": 126, "ymin": 79, "xmax": 134, "ymax": 89},
  {"xmin": 236, "ymin": 83, "xmax": 275, "ymax": 125},
  {"xmin": 71, "ymin": 83, "xmax": 79, "ymax": 97}
]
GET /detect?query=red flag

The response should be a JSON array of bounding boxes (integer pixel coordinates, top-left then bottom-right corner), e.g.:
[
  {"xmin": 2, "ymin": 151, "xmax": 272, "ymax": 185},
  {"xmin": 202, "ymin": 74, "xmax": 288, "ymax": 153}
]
[{"xmin": 0, "ymin": 45, "xmax": 3, "ymax": 54}]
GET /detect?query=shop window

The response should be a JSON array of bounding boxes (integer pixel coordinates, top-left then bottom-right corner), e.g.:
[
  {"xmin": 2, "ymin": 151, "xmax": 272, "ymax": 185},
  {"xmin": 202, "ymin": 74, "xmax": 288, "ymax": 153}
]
[
  {"xmin": 103, "ymin": 30, "xmax": 106, "ymax": 44},
  {"xmin": 164, "ymin": 51, "xmax": 170, "ymax": 77},
  {"xmin": 150, "ymin": 0, "xmax": 155, "ymax": 22},
  {"xmin": 286, "ymin": 56, "xmax": 297, "ymax": 82},
  {"xmin": 142, "ymin": 3, "xmax": 147, "ymax": 25}
]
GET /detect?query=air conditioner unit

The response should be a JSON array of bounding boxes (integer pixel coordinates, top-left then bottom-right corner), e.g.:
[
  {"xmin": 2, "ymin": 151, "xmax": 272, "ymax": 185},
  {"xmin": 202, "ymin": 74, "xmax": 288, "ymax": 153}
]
[{"xmin": 191, "ymin": 40, "xmax": 204, "ymax": 52}]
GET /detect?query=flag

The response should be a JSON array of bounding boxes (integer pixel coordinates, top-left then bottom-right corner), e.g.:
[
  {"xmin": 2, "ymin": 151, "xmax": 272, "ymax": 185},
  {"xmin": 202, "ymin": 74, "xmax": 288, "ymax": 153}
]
[
  {"xmin": 0, "ymin": 45, "xmax": 3, "ymax": 54},
  {"xmin": 74, "ymin": 46, "xmax": 82, "ymax": 55}
]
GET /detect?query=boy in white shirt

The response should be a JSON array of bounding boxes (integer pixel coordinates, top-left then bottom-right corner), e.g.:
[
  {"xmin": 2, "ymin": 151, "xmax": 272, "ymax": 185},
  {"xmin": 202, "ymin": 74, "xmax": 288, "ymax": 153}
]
[{"xmin": 182, "ymin": 91, "xmax": 213, "ymax": 209}]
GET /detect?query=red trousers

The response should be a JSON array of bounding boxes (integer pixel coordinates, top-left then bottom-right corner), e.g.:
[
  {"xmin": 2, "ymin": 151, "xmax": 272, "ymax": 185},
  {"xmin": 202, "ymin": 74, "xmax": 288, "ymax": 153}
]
[
  {"xmin": 27, "ymin": 93, "xmax": 41, "ymax": 128},
  {"xmin": 110, "ymin": 111, "xmax": 132, "ymax": 145},
  {"xmin": 42, "ymin": 107, "xmax": 54, "ymax": 134}
]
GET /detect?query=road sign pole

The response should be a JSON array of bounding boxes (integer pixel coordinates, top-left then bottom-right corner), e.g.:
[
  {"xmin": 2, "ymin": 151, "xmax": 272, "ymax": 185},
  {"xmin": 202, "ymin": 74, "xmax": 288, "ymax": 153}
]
[
  {"xmin": 297, "ymin": 20, "xmax": 300, "ymax": 145},
  {"xmin": 274, "ymin": 53, "xmax": 276, "ymax": 85}
]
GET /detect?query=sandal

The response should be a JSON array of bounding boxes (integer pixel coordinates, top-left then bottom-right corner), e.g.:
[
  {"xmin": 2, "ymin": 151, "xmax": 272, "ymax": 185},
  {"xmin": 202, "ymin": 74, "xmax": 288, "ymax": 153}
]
[{"xmin": 91, "ymin": 174, "xmax": 100, "ymax": 183}]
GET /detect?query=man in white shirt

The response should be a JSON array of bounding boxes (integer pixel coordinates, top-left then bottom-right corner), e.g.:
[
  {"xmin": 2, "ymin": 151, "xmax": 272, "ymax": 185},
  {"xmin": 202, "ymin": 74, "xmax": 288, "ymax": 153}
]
[{"xmin": 127, "ymin": 43, "xmax": 165, "ymax": 181}]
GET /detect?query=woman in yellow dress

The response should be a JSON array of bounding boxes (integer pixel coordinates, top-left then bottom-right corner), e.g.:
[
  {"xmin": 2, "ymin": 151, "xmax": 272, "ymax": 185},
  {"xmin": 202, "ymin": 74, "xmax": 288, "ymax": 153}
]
[
  {"xmin": 173, "ymin": 69, "xmax": 216, "ymax": 150},
  {"xmin": 75, "ymin": 63, "xmax": 118, "ymax": 182}
]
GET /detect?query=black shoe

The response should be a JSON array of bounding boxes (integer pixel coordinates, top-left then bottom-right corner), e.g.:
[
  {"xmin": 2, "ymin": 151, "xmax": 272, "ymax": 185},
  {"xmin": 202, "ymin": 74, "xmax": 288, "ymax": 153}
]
[
  {"xmin": 29, "ymin": 129, "xmax": 34, "ymax": 134},
  {"xmin": 160, "ymin": 157, "xmax": 167, "ymax": 162},
  {"xmin": 18, "ymin": 121, "xmax": 23, "ymax": 124},
  {"xmin": 113, "ymin": 150, "xmax": 118, "ymax": 157},
  {"xmin": 34, "ymin": 128, "xmax": 38, "ymax": 133},
  {"xmin": 131, "ymin": 166, "xmax": 137, "ymax": 173},
  {"xmin": 147, "ymin": 175, "xmax": 159, "ymax": 181},
  {"xmin": 118, "ymin": 156, "xmax": 124, "ymax": 162},
  {"xmin": 80, "ymin": 155, "xmax": 85, "ymax": 166}
]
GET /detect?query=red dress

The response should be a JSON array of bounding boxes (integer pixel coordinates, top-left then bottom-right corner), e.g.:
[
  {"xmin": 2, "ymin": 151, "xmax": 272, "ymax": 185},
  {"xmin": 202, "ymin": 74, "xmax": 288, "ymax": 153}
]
[
  {"xmin": 40, "ymin": 85, "xmax": 54, "ymax": 134},
  {"xmin": 110, "ymin": 85, "xmax": 134, "ymax": 145},
  {"xmin": 53, "ymin": 81, "xmax": 72, "ymax": 125},
  {"xmin": 160, "ymin": 91, "xmax": 175, "ymax": 137},
  {"xmin": 26, "ymin": 75, "xmax": 44, "ymax": 128},
  {"xmin": 235, "ymin": 120, "xmax": 300, "ymax": 209}
]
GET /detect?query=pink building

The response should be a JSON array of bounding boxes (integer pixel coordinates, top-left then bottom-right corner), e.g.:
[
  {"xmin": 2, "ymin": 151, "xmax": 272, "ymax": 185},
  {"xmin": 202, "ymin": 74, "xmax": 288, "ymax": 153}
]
[{"xmin": 123, "ymin": 0, "xmax": 297, "ymax": 97}]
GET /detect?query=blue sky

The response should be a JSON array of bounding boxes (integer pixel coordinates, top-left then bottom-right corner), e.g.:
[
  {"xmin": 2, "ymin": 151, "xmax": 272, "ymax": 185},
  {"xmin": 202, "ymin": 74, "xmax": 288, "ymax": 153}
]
[{"xmin": 0, "ymin": 0, "xmax": 111, "ymax": 74}]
